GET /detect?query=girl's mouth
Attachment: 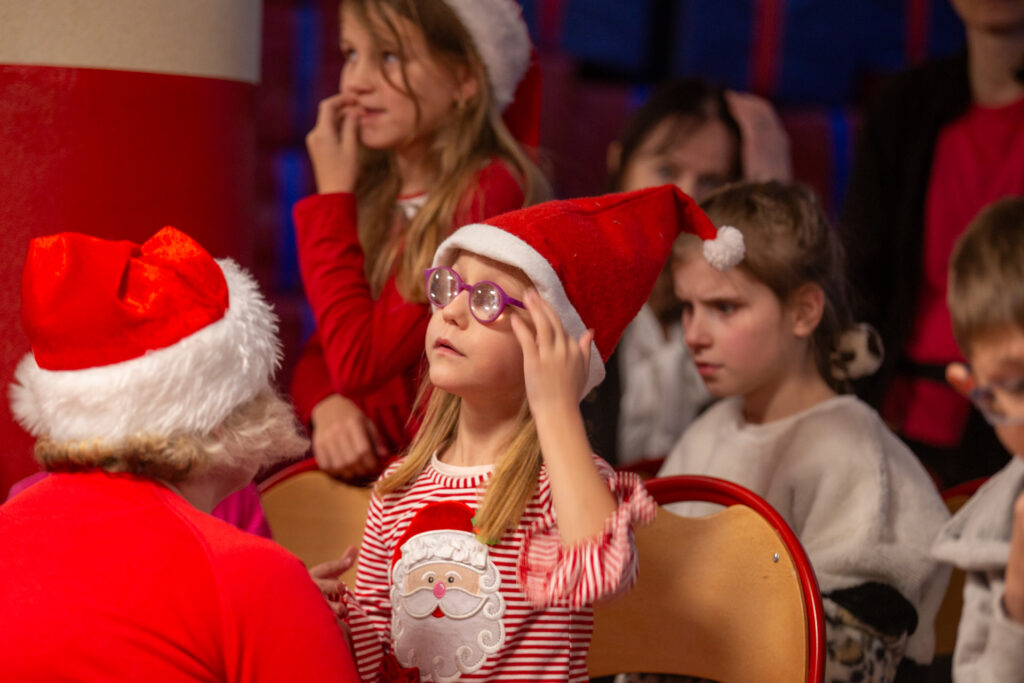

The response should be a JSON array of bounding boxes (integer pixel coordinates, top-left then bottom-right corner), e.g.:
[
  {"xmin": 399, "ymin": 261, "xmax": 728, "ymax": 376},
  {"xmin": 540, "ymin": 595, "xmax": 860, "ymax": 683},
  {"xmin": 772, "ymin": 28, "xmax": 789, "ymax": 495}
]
[
  {"xmin": 434, "ymin": 338, "xmax": 463, "ymax": 356},
  {"xmin": 695, "ymin": 362, "xmax": 719, "ymax": 378}
]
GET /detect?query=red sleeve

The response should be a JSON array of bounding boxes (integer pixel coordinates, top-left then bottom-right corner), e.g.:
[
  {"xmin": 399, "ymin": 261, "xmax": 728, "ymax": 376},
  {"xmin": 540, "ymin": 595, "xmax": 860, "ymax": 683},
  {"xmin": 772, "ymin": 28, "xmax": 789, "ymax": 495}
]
[
  {"xmin": 292, "ymin": 161, "xmax": 526, "ymax": 403},
  {"xmin": 289, "ymin": 332, "xmax": 336, "ymax": 424},
  {"xmin": 220, "ymin": 542, "xmax": 360, "ymax": 682},
  {"xmin": 294, "ymin": 193, "xmax": 430, "ymax": 399}
]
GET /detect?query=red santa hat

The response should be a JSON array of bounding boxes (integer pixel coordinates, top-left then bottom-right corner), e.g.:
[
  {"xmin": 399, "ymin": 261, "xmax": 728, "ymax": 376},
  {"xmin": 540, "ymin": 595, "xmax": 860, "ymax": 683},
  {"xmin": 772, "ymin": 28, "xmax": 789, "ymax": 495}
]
[
  {"xmin": 442, "ymin": 0, "xmax": 531, "ymax": 113},
  {"xmin": 9, "ymin": 226, "xmax": 280, "ymax": 445},
  {"xmin": 432, "ymin": 184, "xmax": 745, "ymax": 397},
  {"xmin": 391, "ymin": 501, "xmax": 487, "ymax": 572}
]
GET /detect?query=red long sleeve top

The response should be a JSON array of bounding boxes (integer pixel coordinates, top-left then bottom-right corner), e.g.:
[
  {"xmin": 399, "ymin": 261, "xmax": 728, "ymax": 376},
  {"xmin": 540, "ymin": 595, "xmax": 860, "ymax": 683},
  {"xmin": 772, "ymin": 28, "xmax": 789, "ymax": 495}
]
[{"xmin": 291, "ymin": 160, "xmax": 526, "ymax": 456}]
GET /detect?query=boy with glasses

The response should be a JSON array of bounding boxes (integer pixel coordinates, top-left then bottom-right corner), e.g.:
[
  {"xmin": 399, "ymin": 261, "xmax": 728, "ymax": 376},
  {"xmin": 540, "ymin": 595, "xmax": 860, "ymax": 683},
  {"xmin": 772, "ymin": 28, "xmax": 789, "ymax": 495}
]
[{"xmin": 932, "ymin": 196, "xmax": 1024, "ymax": 681}]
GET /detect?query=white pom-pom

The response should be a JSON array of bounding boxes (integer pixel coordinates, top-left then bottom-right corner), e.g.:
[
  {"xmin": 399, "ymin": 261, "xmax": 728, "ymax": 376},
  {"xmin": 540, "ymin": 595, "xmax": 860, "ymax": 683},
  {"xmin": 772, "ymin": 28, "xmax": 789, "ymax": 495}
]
[{"xmin": 702, "ymin": 225, "xmax": 745, "ymax": 271}]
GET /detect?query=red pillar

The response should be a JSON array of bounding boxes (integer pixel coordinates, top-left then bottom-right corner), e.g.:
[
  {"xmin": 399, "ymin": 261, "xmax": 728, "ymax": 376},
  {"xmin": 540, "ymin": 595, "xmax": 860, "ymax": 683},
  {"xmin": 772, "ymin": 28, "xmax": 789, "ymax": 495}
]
[{"xmin": 0, "ymin": 1, "xmax": 262, "ymax": 498}]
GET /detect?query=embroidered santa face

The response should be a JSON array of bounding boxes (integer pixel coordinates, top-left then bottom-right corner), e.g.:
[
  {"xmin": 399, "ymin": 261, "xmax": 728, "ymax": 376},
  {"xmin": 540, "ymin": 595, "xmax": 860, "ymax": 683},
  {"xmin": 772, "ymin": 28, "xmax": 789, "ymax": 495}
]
[{"xmin": 390, "ymin": 503, "xmax": 507, "ymax": 681}]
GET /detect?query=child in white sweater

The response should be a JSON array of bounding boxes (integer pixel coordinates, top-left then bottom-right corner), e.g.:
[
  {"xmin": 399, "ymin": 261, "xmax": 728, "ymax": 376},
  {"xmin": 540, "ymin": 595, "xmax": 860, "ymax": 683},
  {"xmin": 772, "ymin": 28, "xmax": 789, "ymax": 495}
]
[
  {"xmin": 931, "ymin": 196, "xmax": 1024, "ymax": 681},
  {"xmin": 659, "ymin": 181, "xmax": 951, "ymax": 682}
]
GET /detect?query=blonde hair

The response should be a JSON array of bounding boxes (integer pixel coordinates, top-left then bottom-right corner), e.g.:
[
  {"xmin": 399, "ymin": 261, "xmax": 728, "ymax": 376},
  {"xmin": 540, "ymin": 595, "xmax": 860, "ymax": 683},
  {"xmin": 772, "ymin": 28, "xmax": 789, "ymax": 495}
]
[
  {"xmin": 674, "ymin": 181, "xmax": 855, "ymax": 392},
  {"xmin": 344, "ymin": 0, "xmax": 549, "ymax": 301},
  {"xmin": 378, "ymin": 385, "xmax": 541, "ymax": 543},
  {"xmin": 948, "ymin": 196, "xmax": 1024, "ymax": 355},
  {"xmin": 35, "ymin": 391, "xmax": 310, "ymax": 483}
]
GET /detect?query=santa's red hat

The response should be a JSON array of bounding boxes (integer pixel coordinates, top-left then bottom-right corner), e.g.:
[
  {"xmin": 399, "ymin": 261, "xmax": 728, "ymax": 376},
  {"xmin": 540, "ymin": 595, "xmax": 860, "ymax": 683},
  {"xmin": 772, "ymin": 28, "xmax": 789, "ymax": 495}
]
[
  {"xmin": 432, "ymin": 184, "xmax": 744, "ymax": 396},
  {"xmin": 9, "ymin": 226, "xmax": 279, "ymax": 445}
]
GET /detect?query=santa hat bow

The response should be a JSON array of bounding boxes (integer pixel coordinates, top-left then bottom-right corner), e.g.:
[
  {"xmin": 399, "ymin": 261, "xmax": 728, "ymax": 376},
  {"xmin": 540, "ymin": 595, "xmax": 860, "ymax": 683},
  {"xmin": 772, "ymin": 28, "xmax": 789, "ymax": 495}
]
[{"xmin": 432, "ymin": 184, "xmax": 744, "ymax": 397}]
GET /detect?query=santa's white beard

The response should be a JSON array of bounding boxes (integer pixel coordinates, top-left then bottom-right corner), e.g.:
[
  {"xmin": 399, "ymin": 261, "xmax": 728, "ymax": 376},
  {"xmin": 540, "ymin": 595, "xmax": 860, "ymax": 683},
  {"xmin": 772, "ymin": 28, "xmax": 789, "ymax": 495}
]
[{"xmin": 393, "ymin": 589, "xmax": 505, "ymax": 682}]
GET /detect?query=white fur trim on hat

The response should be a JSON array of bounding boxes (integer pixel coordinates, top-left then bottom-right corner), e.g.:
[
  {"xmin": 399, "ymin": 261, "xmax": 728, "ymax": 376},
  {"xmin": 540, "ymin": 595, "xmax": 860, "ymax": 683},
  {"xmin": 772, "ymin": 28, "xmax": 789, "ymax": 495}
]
[
  {"xmin": 399, "ymin": 530, "xmax": 488, "ymax": 570},
  {"xmin": 702, "ymin": 225, "xmax": 745, "ymax": 271},
  {"xmin": 9, "ymin": 259, "xmax": 280, "ymax": 444},
  {"xmin": 443, "ymin": 0, "xmax": 531, "ymax": 111},
  {"xmin": 433, "ymin": 224, "xmax": 605, "ymax": 398}
]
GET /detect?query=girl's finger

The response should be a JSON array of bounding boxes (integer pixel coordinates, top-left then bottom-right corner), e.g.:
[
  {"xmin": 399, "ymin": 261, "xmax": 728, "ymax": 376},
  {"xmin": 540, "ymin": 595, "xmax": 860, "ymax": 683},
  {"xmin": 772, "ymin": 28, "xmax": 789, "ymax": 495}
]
[
  {"xmin": 524, "ymin": 290, "xmax": 555, "ymax": 349},
  {"xmin": 340, "ymin": 104, "xmax": 360, "ymax": 149},
  {"xmin": 510, "ymin": 313, "xmax": 538, "ymax": 359},
  {"xmin": 578, "ymin": 328, "xmax": 595, "ymax": 370},
  {"xmin": 316, "ymin": 93, "xmax": 347, "ymax": 126}
]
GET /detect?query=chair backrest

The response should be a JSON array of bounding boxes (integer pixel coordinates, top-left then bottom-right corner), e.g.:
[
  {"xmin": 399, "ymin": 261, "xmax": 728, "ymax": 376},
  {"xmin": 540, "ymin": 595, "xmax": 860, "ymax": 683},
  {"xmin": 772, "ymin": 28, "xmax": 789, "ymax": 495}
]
[
  {"xmin": 933, "ymin": 477, "xmax": 988, "ymax": 656},
  {"xmin": 258, "ymin": 458, "xmax": 372, "ymax": 585},
  {"xmin": 588, "ymin": 474, "xmax": 825, "ymax": 682}
]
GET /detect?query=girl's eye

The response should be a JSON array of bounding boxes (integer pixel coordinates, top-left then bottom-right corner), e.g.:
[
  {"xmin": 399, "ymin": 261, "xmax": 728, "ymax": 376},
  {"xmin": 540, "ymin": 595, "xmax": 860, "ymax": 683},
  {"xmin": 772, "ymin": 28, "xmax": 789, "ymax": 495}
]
[
  {"xmin": 382, "ymin": 51, "xmax": 400, "ymax": 64},
  {"xmin": 654, "ymin": 163, "xmax": 677, "ymax": 181},
  {"xmin": 715, "ymin": 302, "xmax": 736, "ymax": 314},
  {"xmin": 697, "ymin": 175, "xmax": 726, "ymax": 194},
  {"xmin": 1000, "ymin": 377, "xmax": 1024, "ymax": 397}
]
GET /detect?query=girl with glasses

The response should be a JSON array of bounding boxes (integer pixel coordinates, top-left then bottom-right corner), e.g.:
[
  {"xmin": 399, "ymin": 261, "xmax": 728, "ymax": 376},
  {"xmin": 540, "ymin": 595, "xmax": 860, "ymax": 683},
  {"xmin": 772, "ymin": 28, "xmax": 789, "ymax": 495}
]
[{"xmin": 325, "ymin": 185, "xmax": 745, "ymax": 681}]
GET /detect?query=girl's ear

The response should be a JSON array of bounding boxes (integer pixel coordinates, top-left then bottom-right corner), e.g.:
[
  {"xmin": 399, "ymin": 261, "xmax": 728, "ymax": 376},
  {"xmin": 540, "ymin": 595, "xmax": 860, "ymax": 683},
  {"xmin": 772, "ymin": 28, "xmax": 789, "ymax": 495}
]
[
  {"xmin": 789, "ymin": 283, "xmax": 825, "ymax": 338},
  {"xmin": 454, "ymin": 64, "xmax": 479, "ymax": 106}
]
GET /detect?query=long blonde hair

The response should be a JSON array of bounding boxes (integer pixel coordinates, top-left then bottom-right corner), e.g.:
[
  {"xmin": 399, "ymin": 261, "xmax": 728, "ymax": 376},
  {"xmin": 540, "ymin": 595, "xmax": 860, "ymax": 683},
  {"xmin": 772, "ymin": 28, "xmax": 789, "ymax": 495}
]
[
  {"xmin": 378, "ymin": 384, "xmax": 541, "ymax": 543},
  {"xmin": 344, "ymin": 0, "xmax": 549, "ymax": 301}
]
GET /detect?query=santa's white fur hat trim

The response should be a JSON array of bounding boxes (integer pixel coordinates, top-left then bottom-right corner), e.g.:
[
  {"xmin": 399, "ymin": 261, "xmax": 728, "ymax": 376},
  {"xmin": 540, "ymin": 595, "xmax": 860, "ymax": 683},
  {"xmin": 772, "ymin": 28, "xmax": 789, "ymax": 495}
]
[
  {"xmin": 433, "ymin": 224, "xmax": 605, "ymax": 397},
  {"xmin": 443, "ymin": 0, "xmax": 531, "ymax": 111},
  {"xmin": 9, "ymin": 259, "xmax": 280, "ymax": 444},
  {"xmin": 398, "ymin": 529, "xmax": 488, "ymax": 571}
]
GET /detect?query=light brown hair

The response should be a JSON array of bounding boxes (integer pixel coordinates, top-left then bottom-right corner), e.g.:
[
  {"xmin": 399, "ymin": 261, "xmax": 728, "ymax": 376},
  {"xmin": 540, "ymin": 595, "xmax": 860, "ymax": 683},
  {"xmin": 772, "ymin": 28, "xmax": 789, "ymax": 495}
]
[
  {"xmin": 36, "ymin": 391, "xmax": 310, "ymax": 482},
  {"xmin": 948, "ymin": 196, "xmax": 1024, "ymax": 356},
  {"xmin": 674, "ymin": 180, "xmax": 855, "ymax": 392},
  {"xmin": 343, "ymin": 0, "xmax": 549, "ymax": 301}
]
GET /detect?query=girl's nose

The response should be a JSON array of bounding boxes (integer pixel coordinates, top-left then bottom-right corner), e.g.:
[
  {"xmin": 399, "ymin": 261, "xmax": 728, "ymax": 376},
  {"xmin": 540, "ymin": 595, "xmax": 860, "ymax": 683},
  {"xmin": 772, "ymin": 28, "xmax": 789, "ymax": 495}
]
[
  {"xmin": 683, "ymin": 309, "xmax": 710, "ymax": 350},
  {"xmin": 341, "ymin": 57, "xmax": 373, "ymax": 95},
  {"xmin": 441, "ymin": 291, "xmax": 471, "ymax": 326}
]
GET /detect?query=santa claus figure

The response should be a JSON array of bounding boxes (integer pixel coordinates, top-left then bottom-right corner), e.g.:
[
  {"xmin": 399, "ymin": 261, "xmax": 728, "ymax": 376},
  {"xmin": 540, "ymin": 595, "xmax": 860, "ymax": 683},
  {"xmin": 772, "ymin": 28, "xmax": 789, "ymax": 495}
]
[{"xmin": 390, "ymin": 502, "xmax": 506, "ymax": 682}]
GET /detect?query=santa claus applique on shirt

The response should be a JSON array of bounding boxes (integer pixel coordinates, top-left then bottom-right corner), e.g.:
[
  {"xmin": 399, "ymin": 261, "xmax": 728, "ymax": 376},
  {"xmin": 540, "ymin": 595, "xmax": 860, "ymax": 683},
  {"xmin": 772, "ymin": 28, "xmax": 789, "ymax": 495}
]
[{"xmin": 389, "ymin": 502, "xmax": 506, "ymax": 682}]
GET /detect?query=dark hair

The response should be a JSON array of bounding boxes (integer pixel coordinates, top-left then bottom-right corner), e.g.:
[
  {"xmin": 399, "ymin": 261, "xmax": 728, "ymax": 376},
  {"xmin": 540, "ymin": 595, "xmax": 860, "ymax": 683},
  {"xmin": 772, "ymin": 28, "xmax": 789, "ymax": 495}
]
[
  {"xmin": 609, "ymin": 78, "xmax": 742, "ymax": 191},
  {"xmin": 677, "ymin": 181, "xmax": 856, "ymax": 392}
]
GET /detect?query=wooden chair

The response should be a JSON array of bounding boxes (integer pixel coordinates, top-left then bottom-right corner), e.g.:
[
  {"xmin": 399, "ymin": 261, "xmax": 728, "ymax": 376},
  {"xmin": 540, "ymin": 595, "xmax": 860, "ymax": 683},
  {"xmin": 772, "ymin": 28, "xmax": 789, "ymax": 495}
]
[
  {"xmin": 258, "ymin": 458, "xmax": 372, "ymax": 585},
  {"xmin": 588, "ymin": 475, "xmax": 826, "ymax": 682}
]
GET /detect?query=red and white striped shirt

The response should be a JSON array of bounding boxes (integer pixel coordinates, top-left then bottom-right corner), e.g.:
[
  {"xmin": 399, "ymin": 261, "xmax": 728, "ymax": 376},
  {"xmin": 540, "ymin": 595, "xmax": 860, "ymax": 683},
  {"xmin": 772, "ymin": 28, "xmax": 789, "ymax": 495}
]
[{"xmin": 343, "ymin": 454, "xmax": 655, "ymax": 681}]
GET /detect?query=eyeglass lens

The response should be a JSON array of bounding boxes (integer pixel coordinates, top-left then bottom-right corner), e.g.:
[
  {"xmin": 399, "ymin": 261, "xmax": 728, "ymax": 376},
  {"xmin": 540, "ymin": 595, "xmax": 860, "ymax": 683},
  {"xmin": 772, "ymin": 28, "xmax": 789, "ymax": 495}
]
[{"xmin": 427, "ymin": 268, "xmax": 505, "ymax": 323}]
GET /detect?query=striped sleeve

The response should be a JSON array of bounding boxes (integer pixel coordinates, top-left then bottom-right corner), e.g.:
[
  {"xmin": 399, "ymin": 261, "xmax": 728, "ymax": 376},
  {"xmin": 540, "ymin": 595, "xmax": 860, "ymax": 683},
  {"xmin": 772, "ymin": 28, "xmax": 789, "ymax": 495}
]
[
  {"xmin": 343, "ymin": 491, "xmax": 394, "ymax": 681},
  {"xmin": 516, "ymin": 470, "xmax": 656, "ymax": 608}
]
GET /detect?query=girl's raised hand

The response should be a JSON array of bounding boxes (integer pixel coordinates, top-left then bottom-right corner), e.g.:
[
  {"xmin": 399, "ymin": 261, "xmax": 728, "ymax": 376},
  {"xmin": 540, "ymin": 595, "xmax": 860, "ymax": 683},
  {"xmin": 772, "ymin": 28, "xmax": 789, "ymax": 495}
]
[
  {"xmin": 305, "ymin": 92, "xmax": 361, "ymax": 194},
  {"xmin": 510, "ymin": 290, "xmax": 595, "ymax": 414}
]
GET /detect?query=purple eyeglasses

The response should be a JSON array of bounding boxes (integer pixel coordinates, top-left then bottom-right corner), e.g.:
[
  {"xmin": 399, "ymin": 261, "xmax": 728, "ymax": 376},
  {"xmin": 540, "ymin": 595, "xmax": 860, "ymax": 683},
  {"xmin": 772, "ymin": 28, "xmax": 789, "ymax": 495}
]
[{"xmin": 424, "ymin": 266, "xmax": 524, "ymax": 324}]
